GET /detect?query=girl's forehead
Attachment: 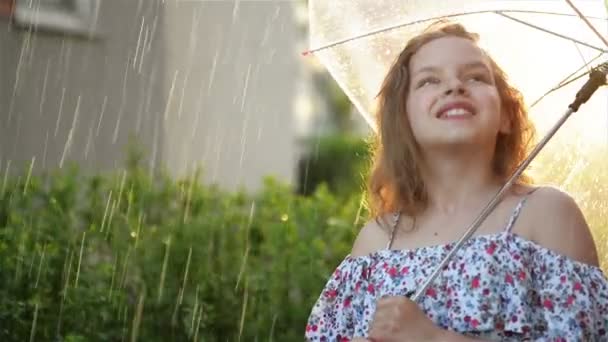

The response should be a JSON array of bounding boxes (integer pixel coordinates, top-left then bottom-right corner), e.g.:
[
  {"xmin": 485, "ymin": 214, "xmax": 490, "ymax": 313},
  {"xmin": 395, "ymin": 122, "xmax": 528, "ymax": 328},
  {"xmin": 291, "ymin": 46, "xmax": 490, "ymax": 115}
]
[{"xmin": 410, "ymin": 37, "xmax": 489, "ymax": 72}]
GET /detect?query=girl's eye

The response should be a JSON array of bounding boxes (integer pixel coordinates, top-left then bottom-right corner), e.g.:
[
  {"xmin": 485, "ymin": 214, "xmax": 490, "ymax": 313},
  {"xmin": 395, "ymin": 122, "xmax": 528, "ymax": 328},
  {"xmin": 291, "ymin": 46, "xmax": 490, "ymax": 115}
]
[
  {"xmin": 467, "ymin": 73, "xmax": 490, "ymax": 83},
  {"xmin": 416, "ymin": 76, "xmax": 440, "ymax": 88}
]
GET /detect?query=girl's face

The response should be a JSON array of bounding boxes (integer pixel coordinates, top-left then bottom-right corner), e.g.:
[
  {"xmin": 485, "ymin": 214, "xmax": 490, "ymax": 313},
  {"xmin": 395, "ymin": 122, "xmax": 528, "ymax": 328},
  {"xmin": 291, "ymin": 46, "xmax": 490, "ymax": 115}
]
[{"xmin": 406, "ymin": 36, "xmax": 509, "ymax": 152}]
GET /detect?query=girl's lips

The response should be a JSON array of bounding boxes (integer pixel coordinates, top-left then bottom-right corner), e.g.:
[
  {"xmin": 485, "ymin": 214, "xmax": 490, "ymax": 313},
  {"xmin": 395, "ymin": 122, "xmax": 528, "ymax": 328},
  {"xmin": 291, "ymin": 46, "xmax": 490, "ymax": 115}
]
[
  {"xmin": 435, "ymin": 101, "xmax": 476, "ymax": 118},
  {"xmin": 439, "ymin": 108, "xmax": 474, "ymax": 120}
]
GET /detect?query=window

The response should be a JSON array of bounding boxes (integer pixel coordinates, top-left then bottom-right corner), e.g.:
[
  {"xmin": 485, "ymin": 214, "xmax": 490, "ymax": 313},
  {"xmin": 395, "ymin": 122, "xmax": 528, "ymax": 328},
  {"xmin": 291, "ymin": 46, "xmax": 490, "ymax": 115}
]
[{"xmin": 13, "ymin": 0, "xmax": 100, "ymax": 37}]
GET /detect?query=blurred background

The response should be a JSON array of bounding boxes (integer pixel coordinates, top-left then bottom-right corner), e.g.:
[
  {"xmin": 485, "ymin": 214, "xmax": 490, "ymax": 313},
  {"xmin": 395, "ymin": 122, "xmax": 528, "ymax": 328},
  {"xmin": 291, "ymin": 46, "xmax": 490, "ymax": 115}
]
[
  {"xmin": 0, "ymin": 0, "xmax": 605, "ymax": 341},
  {"xmin": 0, "ymin": 0, "xmax": 371, "ymax": 192}
]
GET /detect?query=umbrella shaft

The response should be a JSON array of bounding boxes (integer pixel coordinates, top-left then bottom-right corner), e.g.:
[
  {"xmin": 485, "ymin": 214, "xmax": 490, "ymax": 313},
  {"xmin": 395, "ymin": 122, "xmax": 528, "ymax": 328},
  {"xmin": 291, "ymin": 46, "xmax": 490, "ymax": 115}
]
[{"xmin": 411, "ymin": 107, "xmax": 575, "ymax": 302}]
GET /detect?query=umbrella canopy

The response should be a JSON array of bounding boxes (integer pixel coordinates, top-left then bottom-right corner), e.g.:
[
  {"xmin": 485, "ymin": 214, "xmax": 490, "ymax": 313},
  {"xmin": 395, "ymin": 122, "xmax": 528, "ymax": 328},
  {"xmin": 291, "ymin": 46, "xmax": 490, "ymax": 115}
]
[{"xmin": 307, "ymin": 0, "xmax": 608, "ymax": 147}]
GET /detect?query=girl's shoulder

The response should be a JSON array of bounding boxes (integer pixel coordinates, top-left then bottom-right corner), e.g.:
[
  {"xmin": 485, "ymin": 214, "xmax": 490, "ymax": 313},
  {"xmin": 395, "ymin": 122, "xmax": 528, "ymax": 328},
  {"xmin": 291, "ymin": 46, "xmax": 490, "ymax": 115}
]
[
  {"xmin": 349, "ymin": 214, "xmax": 395, "ymax": 258},
  {"xmin": 517, "ymin": 185, "xmax": 600, "ymax": 267}
]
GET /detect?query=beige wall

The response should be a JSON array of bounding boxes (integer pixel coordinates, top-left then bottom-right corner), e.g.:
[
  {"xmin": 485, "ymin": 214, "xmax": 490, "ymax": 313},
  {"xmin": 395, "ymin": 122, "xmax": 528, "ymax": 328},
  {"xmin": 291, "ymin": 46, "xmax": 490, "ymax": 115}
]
[
  {"xmin": 162, "ymin": 1, "xmax": 299, "ymax": 191},
  {"xmin": 0, "ymin": 0, "xmax": 301, "ymax": 192},
  {"xmin": 0, "ymin": 0, "xmax": 167, "ymax": 174}
]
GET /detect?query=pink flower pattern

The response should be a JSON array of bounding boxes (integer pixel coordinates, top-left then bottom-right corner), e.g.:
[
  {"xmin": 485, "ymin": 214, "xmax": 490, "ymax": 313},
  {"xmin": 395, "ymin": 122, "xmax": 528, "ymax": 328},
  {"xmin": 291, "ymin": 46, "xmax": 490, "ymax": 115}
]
[{"xmin": 305, "ymin": 231, "xmax": 608, "ymax": 341}]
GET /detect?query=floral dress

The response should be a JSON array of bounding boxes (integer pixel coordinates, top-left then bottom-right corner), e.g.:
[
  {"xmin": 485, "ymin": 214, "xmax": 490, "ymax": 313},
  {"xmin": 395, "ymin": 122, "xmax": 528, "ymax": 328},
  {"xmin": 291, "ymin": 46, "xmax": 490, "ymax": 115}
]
[{"xmin": 305, "ymin": 197, "xmax": 608, "ymax": 341}]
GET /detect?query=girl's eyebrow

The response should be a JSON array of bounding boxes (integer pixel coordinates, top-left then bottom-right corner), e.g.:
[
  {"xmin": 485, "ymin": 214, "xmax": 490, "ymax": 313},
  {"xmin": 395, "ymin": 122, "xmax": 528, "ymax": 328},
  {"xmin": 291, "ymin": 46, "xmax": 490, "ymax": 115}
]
[
  {"xmin": 461, "ymin": 61, "xmax": 491, "ymax": 73},
  {"xmin": 413, "ymin": 65, "xmax": 439, "ymax": 75}
]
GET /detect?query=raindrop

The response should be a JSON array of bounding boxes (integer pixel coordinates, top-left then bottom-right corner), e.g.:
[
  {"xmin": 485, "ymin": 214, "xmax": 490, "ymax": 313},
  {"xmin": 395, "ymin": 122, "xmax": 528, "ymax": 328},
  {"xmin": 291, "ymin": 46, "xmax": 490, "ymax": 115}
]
[
  {"xmin": 75, "ymin": 232, "xmax": 86, "ymax": 288},
  {"xmin": 95, "ymin": 95, "xmax": 107, "ymax": 137},
  {"xmin": 100, "ymin": 190, "xmax": 113, "ymax": 233},
  {"xmin": 190, "ymin": 81, "xmax": 205, "ymax": 140},
  {"xmin": 147, "ymin": 10, "xmax": 159, "ymax": 54},
  {"xmin": 29, "ymin": 302, "xmax": 39, "ymax": 342},
  {"xmin": 34, "ymin": 244, "xmax": 47, "ymax": 289},
  {"xmin": 157, "ymin": 236, "xmax": 171, "ymax": 303},
  {"xmin": 240, "ymin": 63, "xmax": 252, "ymax": 113},
  {"xmin": 139, "ymin": 24, "xmax": 149, "ymax": 73},
  {"xmin": 207, "ymin": 50, "xmax": 219, "ymax": 95},
  {"xmin": 189, "ymin": 286, "xmax": 200, "ymax": 335},
  {"xmin": 238, "ymin": 64, "xmax": 253, "ymax": 171},
  {"xmin": 59, "ymin": 39, "xmax": 72, "ymax": 79},
  {"xmin": 235, "ymin": 246, "xmax": 249, "ymax": 291},
  {"xmin": 116, "ymin": 170, "xmax": 127, "ymax": 210},
  {"xmin": 177, "ymin": 73, "xmax": 187, "ymax": 120},
  {"xmin": 108, "ymin": 253, "xmax": 119, "ymax": 299},
  {"xmin": 119, "ymin": 246, "xmax": 132, "ymax": 290},
  {"xmin": 130, "ymin": 290, "xmax": 146, "ymax": 342},
  {"xmin": 150, "ymin": 111, "xmax": 160, "ymax": 175},
  {"xmin": 113, "ymin": 61, "xmax": 130, "ymax": 143},
  {"xmin": 39, "ymin": 60, "xmax": 50, "ymax": 117},
  {"xmin": 126, "ymin": 184, "xmax": 134, "ymax": 217},
  {"xmin": 177, "ymin": 246, "xmax": 193, "ymax": 306},
  {"xmin": 192, "ymin": 301, "xmax": 203, "ymax": 340},
  {"xmin": 56, "ymin": 248, "xmax": 73, "ymax": 336},
  {"xmin": 133, "ymin": 213, "xmax": 143, "ymax": 249},
  {"xmin": 42, "ymin": 130, "xmax": 49, "ymax": 168},
  {"xmin": 231, "ymin": 0, "xmax": 240, "ymax": 24},
  {"xmin": 134, "ymin": 16, "xmax": 145, "ymax": 70},
  {"xmin": 23, "ymin": 156, "xmax": 34, "ymax": 195},
  {"xmin": 59, "ymin": 95, "xmax": 82, "ymax": 168},
  {"xmin": 238, "ymin": 279, "xmax": 249, "ymax": 341},
  {"xmin": 84, "ymin": 121, "xmax": 94, "ymax": 159},
  {"xmin": 105, "ymin": 197, "xmax": 118, "ymax": 240},
  {"xmin": 54, "ymin": 88, "xmax": 66, "ymax": 137},
  {"xmin": 163, "ymin": 70, "xmax": 179, "ymax": 121}
]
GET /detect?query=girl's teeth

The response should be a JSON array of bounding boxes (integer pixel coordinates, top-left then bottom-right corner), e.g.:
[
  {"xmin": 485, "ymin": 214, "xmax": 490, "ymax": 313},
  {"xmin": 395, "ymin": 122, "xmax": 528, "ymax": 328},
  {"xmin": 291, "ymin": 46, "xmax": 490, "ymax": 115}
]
[{"xmin": 443, "ymin": 108, "xmax": 472, "ymax": 117}]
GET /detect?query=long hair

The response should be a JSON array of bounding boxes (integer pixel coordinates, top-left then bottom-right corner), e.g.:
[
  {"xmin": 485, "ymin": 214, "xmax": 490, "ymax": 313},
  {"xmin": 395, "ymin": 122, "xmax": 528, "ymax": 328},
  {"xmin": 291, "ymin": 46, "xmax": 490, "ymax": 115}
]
[{"xmin": 367, "ymin": 22, "xmax": 536, "ymax": 219}]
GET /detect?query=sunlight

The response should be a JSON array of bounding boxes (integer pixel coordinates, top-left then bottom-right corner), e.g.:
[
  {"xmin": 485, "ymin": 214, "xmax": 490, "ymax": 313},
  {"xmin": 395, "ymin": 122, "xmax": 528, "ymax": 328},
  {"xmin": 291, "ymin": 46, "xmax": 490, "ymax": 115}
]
[
  {"xmin": 465, "ymin": 1, "xmax": 608, "ymax": 147},
  {"xmin": 308, "ymin": 0, "xmax": 608, "ymax": 244}
]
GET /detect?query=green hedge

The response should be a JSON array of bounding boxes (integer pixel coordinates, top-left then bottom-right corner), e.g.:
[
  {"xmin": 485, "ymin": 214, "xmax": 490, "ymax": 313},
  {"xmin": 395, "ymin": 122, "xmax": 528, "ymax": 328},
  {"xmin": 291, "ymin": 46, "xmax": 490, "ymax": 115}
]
[
  {"xmin": 1, "ymin": 144, "xmax": 606, "ymax": 341},
  {"xmin": 297, "ymin": 134, "xmax": 371, "ymax": 198},
  {"xmin": 0, "ymin": 156, "xmax": 367, "ymax": 341}
]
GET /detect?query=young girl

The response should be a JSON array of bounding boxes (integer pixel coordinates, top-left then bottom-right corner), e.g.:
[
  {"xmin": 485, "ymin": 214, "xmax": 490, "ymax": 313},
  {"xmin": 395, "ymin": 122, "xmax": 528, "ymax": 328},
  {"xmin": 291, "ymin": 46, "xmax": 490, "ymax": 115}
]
[{"xmin": 305, "ymin": 22, "xmax": 608, "ymax": 341}]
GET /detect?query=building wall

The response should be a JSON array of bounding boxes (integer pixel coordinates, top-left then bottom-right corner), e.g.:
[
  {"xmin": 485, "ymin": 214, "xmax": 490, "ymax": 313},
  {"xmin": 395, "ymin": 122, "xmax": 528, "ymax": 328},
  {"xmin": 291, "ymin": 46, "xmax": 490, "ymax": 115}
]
[
  {"xmin": 0, "ymin": 0, "xmax": 167, "ymax": 175},
  {"xmin": 162, "ymin": 1, "xmax": 299, "ymax": 191},
  {"xmin": 0, "ymin": 0, "xmax": 302, "ymax": 192}
]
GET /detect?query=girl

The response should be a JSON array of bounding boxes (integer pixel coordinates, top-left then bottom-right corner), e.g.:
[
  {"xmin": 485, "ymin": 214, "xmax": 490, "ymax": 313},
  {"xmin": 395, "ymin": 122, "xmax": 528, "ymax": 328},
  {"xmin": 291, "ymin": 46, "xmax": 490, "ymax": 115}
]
[{"xmin": 305, "ymin": 22, "xmax": 608, "ymax": 341}]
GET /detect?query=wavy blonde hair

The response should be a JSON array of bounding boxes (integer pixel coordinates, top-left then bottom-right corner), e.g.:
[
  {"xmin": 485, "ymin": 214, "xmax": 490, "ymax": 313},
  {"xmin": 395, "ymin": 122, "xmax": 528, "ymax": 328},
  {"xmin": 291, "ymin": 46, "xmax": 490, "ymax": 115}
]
[{"xmin": 367, "ymin": 22, "xmax": 536, "ymax": 219}]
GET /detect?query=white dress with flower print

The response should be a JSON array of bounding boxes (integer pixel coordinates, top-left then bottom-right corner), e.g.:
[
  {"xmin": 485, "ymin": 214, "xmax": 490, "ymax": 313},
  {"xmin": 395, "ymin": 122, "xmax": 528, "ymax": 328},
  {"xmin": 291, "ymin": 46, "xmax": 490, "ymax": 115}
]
[{"xmin": 305, "ymin": 197, "xmax": 608, "ymax": 341}]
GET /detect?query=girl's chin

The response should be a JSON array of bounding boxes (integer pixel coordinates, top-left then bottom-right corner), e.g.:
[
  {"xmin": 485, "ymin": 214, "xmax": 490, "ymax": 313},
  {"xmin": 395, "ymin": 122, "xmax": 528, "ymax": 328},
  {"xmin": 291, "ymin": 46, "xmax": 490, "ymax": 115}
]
[{"xmin": 419, "ymin": 135, "xmax": 492, "ymax": 150}]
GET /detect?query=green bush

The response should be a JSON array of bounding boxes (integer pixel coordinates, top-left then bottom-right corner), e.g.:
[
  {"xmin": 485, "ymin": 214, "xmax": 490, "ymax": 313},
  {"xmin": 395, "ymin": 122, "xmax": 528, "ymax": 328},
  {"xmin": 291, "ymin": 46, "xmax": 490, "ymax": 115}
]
[
  {"xmin": 0, "ymin": 144, "xmax": 606, "ymax": 341},
  {"xmin": 297, "ymin": 134, "xmax": 371, "ymax": 198},
  {"xmin": 0, "ymin": 155, "xmax": 367, "ymax": 341}
]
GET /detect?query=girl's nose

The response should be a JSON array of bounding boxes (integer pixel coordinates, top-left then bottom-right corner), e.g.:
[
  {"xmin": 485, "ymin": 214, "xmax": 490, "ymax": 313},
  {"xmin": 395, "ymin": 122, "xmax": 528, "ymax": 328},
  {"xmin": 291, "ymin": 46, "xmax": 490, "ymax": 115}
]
[{"xmin": 444, "ymin": 81, "xmax": 467, "ymax": 96}]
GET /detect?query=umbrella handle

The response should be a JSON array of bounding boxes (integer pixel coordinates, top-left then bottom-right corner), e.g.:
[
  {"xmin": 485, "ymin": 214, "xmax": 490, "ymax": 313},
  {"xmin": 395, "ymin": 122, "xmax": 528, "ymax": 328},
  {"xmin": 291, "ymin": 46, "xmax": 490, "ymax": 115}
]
[{"xmin": 410, "ymin": 62, "xmax": 608, "ymax": 303}]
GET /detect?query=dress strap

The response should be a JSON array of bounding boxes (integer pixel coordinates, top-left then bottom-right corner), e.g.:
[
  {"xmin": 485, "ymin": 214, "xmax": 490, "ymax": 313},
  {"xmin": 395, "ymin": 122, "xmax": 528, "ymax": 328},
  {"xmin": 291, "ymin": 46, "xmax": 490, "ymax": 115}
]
[
  {"xmin": 504, "ymin": 188, "xmax": 539, "ymax": 233},
  {"xmin": 385, "ymin": 211, "xmax": 401, "ymax": 250}
]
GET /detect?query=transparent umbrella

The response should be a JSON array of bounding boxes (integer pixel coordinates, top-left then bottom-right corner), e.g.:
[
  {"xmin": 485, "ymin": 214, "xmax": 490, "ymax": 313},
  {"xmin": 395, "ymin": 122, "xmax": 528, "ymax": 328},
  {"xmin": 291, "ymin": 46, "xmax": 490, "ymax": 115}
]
[{"xmin": 305, "ymin": 0, "xmax": 608, "ymax": 299}]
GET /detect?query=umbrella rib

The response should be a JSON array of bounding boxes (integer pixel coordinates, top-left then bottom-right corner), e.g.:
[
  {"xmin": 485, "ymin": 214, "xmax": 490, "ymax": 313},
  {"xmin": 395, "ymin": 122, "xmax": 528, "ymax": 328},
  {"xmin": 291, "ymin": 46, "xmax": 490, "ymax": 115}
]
[
  {"xmin": 572, "ymin": 42, "xmax": 592, "ymax": 75},
  {"xmin": 530, "ymin": 70, "xmax": 590, "ymax": 108},
  {"xmin": 564, "ymin": 0, "xmax": 608, "ymax": 49},
  {"xmin": 496, "ymin": 12, "xmax": 608, "ymax": 53},
  {"xmin": 305, "ymin": 9, "xmax": 607, "ymax": 55},
  {"xmin": 529, "ymin": 51, "xmax": 604, "ymax": 108}
]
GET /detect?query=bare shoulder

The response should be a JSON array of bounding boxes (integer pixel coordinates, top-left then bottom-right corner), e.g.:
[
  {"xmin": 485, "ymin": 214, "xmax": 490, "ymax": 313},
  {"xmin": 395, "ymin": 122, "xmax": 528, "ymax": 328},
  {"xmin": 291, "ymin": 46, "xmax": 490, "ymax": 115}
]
[
  {"xmin": 349, "ymin": 215, "xmax": 395, "ymax": 257},
  {"xmin": 524, "ymin": 185, "xmax": 599, "ymax": 267}
]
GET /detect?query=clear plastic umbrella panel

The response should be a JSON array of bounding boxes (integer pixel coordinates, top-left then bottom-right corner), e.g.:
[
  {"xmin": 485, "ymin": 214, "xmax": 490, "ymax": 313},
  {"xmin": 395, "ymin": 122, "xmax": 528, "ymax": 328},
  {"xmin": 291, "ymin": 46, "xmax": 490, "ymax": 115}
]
[{"xmin": 306, "ymin": 0, "xmax": 608, "ymax": 298}]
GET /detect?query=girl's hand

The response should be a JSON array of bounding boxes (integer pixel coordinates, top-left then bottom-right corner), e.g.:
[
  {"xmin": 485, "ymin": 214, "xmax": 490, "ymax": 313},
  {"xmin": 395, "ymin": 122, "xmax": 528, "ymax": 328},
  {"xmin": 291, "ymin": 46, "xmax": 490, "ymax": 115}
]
[{"xmin": 367, "ymin": 295, "xmax": 444, "ymax": 342}]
